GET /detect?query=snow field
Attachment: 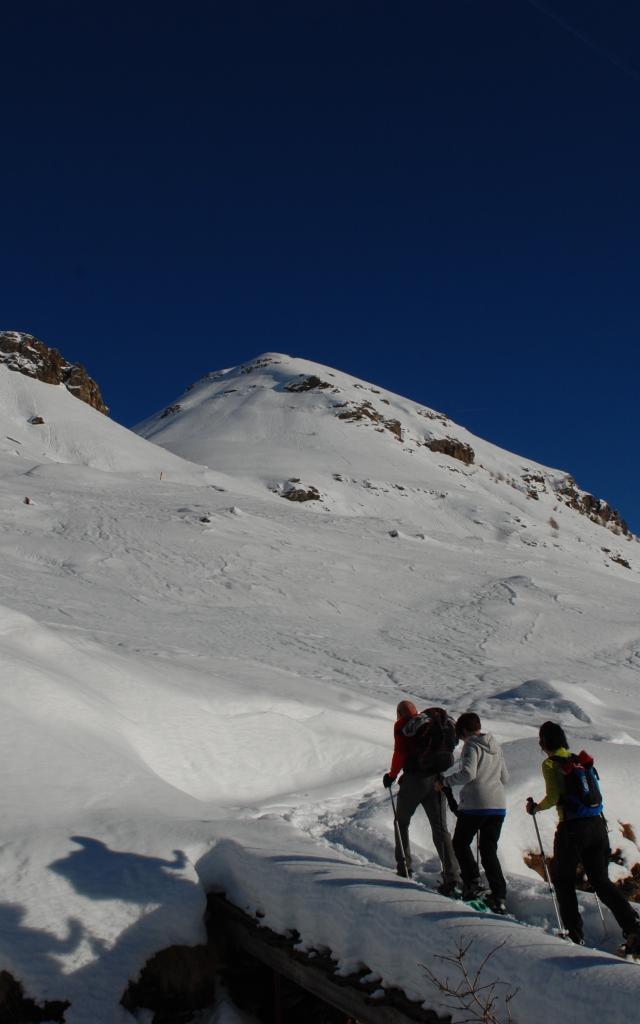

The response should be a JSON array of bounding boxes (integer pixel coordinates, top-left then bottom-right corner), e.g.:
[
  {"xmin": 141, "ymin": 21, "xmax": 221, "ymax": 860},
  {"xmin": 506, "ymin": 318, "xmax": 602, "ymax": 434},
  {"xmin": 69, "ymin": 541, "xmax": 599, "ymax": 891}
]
[{"xmin": 0, "ymin": 357, "xmax": 639, "ymax": 1021}]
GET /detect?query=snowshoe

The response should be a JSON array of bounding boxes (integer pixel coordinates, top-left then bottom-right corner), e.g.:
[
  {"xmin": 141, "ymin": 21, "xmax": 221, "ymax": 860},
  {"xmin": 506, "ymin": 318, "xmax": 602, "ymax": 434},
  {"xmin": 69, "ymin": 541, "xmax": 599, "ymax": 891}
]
[
  {"xmin": 464, "ymin": 893, "xmax": 490, "ymax": 912},
  {"xmin": 453, "ymin": 879, "xmax": 489, "ymax": 911},
  {"xmin": 436, "ymin": 885, "xmax": 489, "ymax": 912}
]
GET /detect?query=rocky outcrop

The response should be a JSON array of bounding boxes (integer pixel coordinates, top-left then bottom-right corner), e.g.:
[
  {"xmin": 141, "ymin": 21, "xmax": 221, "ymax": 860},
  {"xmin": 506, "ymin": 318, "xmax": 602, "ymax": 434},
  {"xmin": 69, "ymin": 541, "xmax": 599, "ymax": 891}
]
[
  {"xmin": 282, "ymin": 481, "xmax": 321, "ymax": 502},
  {"xmin": 0, "ymin": 331, "xmax": 108, "ymax": 414},
  {"xmin": 426, "ymin": 437, "xmax": 475, "ymax": 465},
  {"xmin": 285, "ymin": 375, "xmax": 332, "ymax": 393},
  {"xmin": 522, "ymin": 472, "xmax": 546, "ymax": 499},
  {"xmin": 556, "ymin": 478, "xmax": 630, "ymax": 536},
  {"xmin": 611, "ymin": 554, "xmax": 631, "ymax": 569},
  {"xmin": 159, "ymin": 403, "xmax": 182, "ymax": 419},
  {"xmin": 336, "ymin": 401, "xmax": 403, "ymax": 441}
]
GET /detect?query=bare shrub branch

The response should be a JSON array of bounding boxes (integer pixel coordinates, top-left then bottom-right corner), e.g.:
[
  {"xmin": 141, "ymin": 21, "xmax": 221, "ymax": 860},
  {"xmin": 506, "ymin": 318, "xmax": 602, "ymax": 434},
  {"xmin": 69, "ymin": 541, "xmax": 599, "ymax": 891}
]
[{"xmin": 422, "ymin": 938, "xmax": 519, "ymax": 1023}]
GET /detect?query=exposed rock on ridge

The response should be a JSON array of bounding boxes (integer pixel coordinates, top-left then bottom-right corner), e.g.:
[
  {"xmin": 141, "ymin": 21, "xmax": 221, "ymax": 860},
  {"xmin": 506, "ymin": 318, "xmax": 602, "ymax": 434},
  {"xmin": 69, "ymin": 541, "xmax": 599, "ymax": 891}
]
[
  {"xmin": 426, "ymin": 436, "xmax": 475, "ymax": 465},
  {"xmin": 0, "ymin": 331, "xmax": 108, "ymax": 414},
  {"xmin": 557, "ymin": 478, "xmax": 630, "ymax": 536}
]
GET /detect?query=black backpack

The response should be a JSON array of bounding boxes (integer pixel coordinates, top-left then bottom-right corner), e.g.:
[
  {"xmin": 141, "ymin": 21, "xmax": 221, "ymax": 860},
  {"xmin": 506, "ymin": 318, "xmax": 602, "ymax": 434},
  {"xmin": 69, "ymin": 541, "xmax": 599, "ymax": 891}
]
[
  {"xmin": 402, "ymin": 707, "xmax": 458, "ymax": 776},
  {"xmin": 551, "ymin": 750, "xmax": 603, "ymax": 819}
]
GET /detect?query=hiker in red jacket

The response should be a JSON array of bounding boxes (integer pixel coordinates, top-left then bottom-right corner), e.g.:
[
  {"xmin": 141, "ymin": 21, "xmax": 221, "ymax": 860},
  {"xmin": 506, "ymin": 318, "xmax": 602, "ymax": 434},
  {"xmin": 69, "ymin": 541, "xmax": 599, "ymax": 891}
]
[{"xmin": 383, "ymin": 700, "xmax": 461, "ymax": 894}]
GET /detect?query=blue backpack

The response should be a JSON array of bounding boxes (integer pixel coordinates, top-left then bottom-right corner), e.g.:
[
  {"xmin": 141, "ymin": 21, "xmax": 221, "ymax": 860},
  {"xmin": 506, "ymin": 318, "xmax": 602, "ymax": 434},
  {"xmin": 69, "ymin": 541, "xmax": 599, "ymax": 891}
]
[{"xmin": 551, "ymin": 750, "xmax": 603, "ymax": 819}]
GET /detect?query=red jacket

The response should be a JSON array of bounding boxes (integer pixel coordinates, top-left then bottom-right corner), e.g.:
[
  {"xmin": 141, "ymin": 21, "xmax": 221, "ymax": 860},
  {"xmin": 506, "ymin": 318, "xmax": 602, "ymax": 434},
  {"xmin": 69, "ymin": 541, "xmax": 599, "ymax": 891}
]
[{"xmin": 389, "ymin": 715, "xmax": 417, "ymax": 779}]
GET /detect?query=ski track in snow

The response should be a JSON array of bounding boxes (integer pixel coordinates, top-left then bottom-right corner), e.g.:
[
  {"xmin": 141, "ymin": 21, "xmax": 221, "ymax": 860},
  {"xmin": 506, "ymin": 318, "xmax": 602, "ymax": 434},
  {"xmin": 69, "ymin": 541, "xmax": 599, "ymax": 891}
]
[{"xmin": 284, "ymin": 781, "xmax": 637, "ymax": 955}]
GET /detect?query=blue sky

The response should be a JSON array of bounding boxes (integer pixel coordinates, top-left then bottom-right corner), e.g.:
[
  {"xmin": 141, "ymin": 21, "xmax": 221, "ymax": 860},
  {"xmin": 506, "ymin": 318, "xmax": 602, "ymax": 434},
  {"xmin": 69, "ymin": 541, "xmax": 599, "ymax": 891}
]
[{"xmin": 2, "ymin": 2, "xmax": 639, "ymax": 530}]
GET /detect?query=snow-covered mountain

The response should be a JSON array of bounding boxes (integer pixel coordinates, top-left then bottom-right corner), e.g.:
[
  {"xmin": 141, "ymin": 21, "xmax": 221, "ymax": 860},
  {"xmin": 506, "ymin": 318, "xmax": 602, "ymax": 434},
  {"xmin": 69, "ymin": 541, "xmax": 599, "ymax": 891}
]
[
  {"xmin": 137, "ymin": 352, "xmax": 635, "ymax": 568},
  {"xmin": 1, "ymin": 343, "xmax": 639, "ymax": 1022}
]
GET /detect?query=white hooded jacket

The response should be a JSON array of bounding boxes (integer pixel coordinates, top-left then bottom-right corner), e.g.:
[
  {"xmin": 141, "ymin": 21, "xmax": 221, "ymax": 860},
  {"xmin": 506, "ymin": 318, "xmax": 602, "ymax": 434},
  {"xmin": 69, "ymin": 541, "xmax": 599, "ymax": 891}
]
[{"xmin": 443, "ymin": 732, "xmax": 508, "ymax": 813}]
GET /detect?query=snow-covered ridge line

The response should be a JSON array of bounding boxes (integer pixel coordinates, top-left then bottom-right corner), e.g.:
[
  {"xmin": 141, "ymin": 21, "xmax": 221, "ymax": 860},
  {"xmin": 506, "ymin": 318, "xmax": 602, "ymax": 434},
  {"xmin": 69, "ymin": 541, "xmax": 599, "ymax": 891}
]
[{"xmin": 137, "ymin": 351, "xmax": 635, "ymax": 546}]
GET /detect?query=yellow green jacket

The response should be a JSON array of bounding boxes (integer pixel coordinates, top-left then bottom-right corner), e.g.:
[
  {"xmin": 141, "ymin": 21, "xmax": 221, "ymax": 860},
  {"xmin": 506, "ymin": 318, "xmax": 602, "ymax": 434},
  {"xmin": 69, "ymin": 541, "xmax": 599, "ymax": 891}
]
[{"xmin": 535, "ymin": 747, "xmax": 570, "ymax": 820}]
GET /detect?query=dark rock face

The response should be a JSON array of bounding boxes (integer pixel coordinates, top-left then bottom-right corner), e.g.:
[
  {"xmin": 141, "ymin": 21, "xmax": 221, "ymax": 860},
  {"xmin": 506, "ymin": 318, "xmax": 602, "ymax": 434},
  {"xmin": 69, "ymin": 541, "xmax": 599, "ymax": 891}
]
[
  {"xmin": 285, "ymin": 375, "xmax": 332, "ymax": 393},
  {"xmin": 160, "ymin": 403, "xmax": 182, "ymax": 419},
  {"xmin": 336, "ymin": 401, "xmax": 403, "ymax": 440},
  {"xmin": 522, "ymin": 472, "xmax": 546, "ymax": 500},
  {"xmin": 611, "ymin": 554, "xmax": 631, "ymax": 569},
  {"xmin": 282, "ymin": 483, "xmax": 321, "ymax": 502},
  {"xmin": 557, "ymin": 478, "xmax": 630, "ymax": 536},
  {"xmin": 0, "ymin": 331, "xmax": 108, "ymax": 414},
  {"xmin": 426, "ymin": 437, "xmax": 475, "ymax": 465},
  {"xmin": 0, "ymin": 970, "xmax": 69, "ymax": 1023}
]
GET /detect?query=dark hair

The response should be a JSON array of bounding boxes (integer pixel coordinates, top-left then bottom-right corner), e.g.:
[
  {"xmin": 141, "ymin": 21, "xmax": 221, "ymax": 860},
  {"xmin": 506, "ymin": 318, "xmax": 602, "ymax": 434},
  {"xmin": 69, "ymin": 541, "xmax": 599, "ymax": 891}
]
[
  {"xmin": 455, "ymin": 712, "xmax": 481, "ymax": 738},
  {"xmin": 539, "ymin": 721, "xmax": 568, "ymax": 750}
]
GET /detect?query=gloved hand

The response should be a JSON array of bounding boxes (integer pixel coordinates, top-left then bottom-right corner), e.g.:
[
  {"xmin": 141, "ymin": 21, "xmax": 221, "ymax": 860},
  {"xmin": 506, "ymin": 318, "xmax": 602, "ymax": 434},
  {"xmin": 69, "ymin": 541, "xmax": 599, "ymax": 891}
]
[
  {"xmin": 526, "ymin": 797, "xmax": 537, "ymax": 816},
  {"xmin": 382, "ymin": 772, "xmax": 394, "ymax": 789}
]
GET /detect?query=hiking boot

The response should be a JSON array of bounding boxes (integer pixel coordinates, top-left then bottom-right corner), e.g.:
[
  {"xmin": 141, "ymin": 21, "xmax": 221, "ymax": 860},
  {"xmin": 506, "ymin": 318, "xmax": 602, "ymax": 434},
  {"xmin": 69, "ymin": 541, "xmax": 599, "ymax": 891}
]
[
  {"xmin": 396, "ymin": 865, "xmax": 413, "ymax": 878},
  {"xmin": 485, "ymin": 894, "xmax": 507, "ymax": 915},
  {"xmin": 568, "ymin": 929, "xmax": 584, "ymax": 945},
  {"xmin": 462, "ymin": 879, "xmax": 486, "ymax": 901},
  {"xmin": 437, "ymin": 880, "xmax": 462, "ymax": 898}
]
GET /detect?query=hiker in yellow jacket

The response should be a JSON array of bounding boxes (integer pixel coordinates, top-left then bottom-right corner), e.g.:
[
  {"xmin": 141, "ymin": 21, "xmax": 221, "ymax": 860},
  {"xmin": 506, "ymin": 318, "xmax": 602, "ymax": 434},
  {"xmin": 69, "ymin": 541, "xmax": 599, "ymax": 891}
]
[{"xmin": 527, "ymin": 720, "xmax": 639, "ymax": 953}]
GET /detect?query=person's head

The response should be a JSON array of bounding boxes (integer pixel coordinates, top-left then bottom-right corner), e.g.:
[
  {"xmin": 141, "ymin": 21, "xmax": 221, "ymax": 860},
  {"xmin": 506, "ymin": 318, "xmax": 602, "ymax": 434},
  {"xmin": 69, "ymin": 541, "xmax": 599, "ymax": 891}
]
[
  {"xmin": 538, "ymin": 721, "xmax": 568, "ymax": 753},
  {"xmin": 396, "ymin": 699, "xmax": 417, "ymax": 720},
  {"xmin": 455, "ymin": 712, "xmax": 481, "ymax": 739}
]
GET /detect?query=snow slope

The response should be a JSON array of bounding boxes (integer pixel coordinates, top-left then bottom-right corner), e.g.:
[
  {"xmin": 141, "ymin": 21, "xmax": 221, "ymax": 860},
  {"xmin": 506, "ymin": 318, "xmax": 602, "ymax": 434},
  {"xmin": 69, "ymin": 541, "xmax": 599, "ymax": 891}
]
[
  {"xmin": 0, "ymin": 355, "xmax": 639, "ymax": 1022},
  {"xmin": 0, "ymin": 363, "xmax": 215, "ymax": 480}
]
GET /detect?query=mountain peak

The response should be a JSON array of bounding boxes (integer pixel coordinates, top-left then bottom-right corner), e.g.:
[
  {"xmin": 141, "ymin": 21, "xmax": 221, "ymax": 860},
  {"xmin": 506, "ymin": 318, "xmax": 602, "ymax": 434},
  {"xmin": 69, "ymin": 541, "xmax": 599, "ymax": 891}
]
[
  {"xmin": 0, "ymin": 331, "xmax": 108, "ymax": 414},
  {"xmin": 136, "ymin": 354, "xmax": 633, "ymax": 552}
]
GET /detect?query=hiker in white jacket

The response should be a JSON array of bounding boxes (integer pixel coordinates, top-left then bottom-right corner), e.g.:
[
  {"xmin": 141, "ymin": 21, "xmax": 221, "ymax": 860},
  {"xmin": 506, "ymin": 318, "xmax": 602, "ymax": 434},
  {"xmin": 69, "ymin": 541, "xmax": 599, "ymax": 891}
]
[{"xmin": 436, "ymin": 711, "xmax": 509, "ymax": 913}]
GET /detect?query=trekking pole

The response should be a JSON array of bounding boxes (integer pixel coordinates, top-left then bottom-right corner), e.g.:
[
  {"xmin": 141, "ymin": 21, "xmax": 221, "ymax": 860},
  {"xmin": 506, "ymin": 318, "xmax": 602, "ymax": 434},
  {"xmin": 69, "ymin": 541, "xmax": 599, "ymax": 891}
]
[
  {"xmin": 529, "ymin": 803, "xmax": 568, "ymax": 937},
  {"xmin": 388, "ymin": 785, "xmax": 410, "ymax": 878},
  {"xmin": 594, "ymin": 893, "xmax": 609, "ymax": 937},
  {"xmin": 592, "ymin": 813, "xmax": 612, "ymax": 937}
]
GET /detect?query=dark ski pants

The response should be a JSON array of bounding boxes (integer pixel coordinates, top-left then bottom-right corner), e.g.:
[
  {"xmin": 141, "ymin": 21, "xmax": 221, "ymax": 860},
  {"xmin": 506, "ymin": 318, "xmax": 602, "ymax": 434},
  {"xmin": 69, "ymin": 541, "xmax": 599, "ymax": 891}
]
[
  {"xmin": 452, "ymin": 813, "xmax": 506, "ymax": 899},
  {"xmin": 552, "ymin": 816, "xmax": 639, "ymax": 940},
  {"xmin": 395, "ymin": 772, "xmax": 460, "ymax": 885}
]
